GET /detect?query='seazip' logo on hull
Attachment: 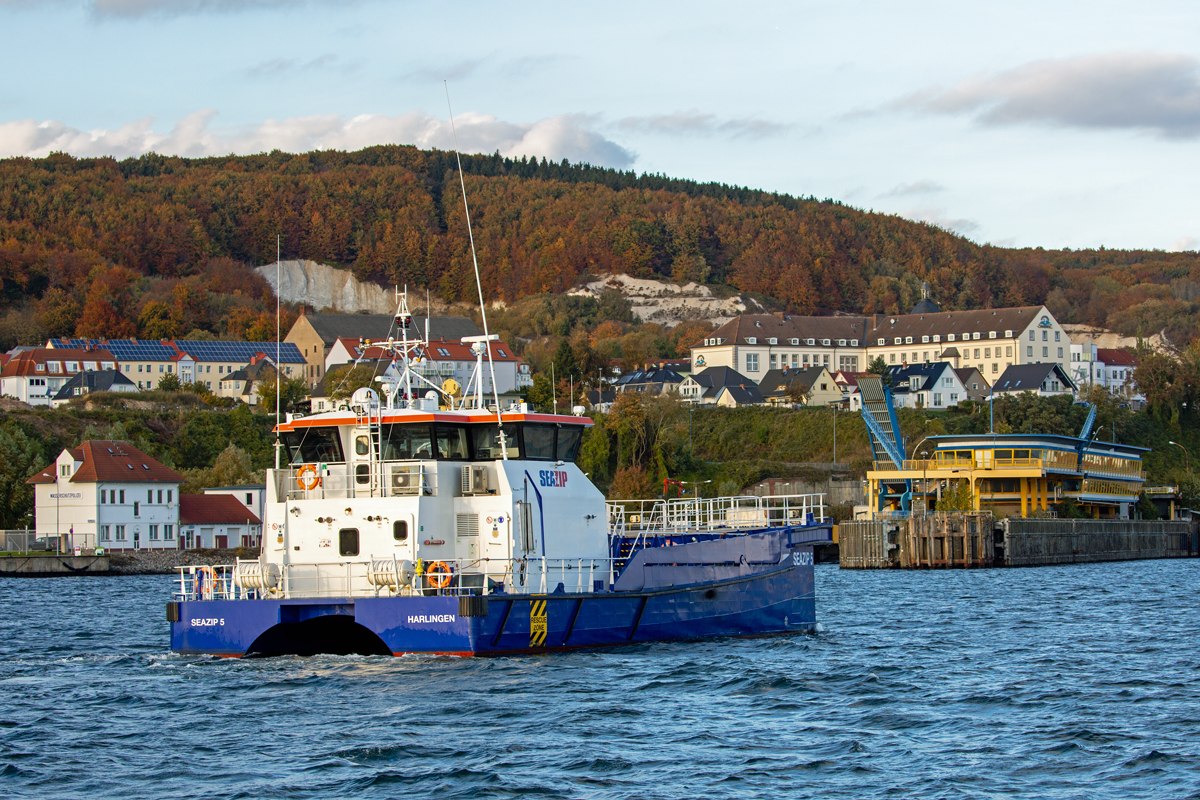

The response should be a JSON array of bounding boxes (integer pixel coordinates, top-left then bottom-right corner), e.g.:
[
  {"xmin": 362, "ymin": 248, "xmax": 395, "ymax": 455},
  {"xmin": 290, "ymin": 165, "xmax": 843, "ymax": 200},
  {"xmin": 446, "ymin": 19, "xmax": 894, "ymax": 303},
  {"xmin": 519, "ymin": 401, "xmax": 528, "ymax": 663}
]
[{"xmin": 538, "ymin": 470, "xmax": 568, "ymax": 488}]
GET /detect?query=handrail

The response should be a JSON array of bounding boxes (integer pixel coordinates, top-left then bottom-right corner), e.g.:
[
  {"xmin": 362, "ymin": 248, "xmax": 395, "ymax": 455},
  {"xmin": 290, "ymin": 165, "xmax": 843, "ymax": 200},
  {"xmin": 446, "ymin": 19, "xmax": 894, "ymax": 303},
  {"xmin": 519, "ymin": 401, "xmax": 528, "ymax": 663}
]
[
  {"xmin": 172, "ymin": 556, "xmax": 616, "ymax": 601},
  {"xmin": 607, "ymin": 493, "xmax": 826, "ymax": 536}
]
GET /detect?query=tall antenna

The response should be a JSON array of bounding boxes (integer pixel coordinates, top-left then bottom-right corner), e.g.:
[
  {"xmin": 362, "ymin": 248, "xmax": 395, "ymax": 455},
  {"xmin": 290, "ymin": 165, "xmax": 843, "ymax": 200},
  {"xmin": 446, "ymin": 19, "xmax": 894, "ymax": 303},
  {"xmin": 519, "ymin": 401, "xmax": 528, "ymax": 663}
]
[
  {"xmin": 275, "ymin": 234, "xmax": 281, "ymax": 470},
  {"xmin": 446, "ymin": 82, "xmax": 507, "ymax": 459}
]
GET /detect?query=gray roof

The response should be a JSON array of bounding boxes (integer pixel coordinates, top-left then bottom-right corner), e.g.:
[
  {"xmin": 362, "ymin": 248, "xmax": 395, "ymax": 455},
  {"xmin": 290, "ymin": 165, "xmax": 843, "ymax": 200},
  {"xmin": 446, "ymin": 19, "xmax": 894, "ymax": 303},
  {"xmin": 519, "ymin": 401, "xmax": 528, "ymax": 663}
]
[
  {"xmin": 721, "ymin": 384, "xmax": 764, "ymax": 405},
  {"xmin": 51, "ymin": 369, "xmax": 135, "ymax": 401},
  {"xmin": 301, "ymin": 314, "xmax": 483, "ymax": 347},
  {"xmin": 691, "ymin": 365, "xmax": 755, "ymax": 389},
  {"xmin": 992, "ymin": 363, "xmax": 1076, "ymax": 393},
  {"xmin": 885, "ymin": 361, "xmax": 953, "ymax": 394},
  {"xmin": 757, "ymin": 366, "xmax": 826, "ymax": 398}
]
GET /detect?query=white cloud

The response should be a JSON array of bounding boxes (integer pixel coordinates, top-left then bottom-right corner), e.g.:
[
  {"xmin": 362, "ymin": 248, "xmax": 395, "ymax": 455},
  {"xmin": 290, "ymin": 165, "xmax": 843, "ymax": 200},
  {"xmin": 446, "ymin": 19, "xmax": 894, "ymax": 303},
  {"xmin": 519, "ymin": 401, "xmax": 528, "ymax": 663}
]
[
  {"xmin": 90, "ymin": 0, "xmax": 350, "ymax": 18},
  {"xmin": 900, "ymin": 52, "xmax": 1200, "ymax": 139},
  {"xmin": 1170, "ymin": 236, "xmax": 1200, "ymax": 252},
  {"xmin": 0, "ymin": 109, "xmax": 637, "ymax": 167},
  {"xmin": 617, "ymin": 109, "xmax": 788, "ymax": 139},
  {"xmin": 880, "ymin": 180, "xmax": 944, "ymax": 198},
  {"xmin": 900, "ymin": 206, "xmax": 979, "ymax": 237}
]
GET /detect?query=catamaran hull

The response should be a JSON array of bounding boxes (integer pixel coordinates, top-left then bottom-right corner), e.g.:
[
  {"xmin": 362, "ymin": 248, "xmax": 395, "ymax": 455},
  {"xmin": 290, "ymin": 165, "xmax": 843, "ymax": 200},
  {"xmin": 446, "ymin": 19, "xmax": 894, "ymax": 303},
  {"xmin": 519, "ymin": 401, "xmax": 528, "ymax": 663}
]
[{"xmin": 169, "ymin": 546, "xmax": 819, "ymax": 657}]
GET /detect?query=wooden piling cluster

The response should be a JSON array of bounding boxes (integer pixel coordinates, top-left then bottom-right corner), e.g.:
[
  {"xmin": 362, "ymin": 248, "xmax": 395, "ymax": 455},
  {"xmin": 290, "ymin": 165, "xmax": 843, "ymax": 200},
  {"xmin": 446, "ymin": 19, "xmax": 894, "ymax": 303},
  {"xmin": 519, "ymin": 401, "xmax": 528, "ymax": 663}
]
[{"xmin": 899, "ymin": 513, "xmax": 994, "ymax": 568}]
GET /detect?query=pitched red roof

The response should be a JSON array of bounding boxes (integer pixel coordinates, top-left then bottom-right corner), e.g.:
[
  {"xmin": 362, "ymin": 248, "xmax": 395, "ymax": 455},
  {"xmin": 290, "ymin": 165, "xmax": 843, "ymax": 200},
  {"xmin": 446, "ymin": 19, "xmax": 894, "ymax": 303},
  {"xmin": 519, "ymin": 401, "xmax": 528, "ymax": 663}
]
[
  {"xmin": 1097, "ymin": 348, "xmax": 1137, "ymax": 366},
  {"xmin": 1, "ymin": 348, "xmax": 117, "ymax": 378},
  {"xmin": 179, "ymin": 494, "xmax": 262, "ymax": 525},
  {"xmin": 69, "ymin": 441, "xmax": 183, "ymax": 484}
]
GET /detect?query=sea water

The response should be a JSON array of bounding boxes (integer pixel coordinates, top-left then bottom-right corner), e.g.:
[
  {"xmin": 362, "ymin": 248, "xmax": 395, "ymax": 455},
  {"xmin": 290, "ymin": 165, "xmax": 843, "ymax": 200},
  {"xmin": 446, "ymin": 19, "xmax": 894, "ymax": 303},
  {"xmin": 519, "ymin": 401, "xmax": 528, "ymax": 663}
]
[{"xmin": 1, "ymin": 561, "xmax": 1198, "ymax": 799}]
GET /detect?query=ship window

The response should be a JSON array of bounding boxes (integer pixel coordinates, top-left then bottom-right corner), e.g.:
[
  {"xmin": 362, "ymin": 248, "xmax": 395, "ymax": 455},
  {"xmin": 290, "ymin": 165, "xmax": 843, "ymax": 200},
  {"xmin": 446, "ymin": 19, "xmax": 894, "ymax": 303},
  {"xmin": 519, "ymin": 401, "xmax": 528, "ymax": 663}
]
[
  {"xmin": 472, "ymin": 424, "xmax": 521, "ymax": 460},
  {"xmin": 338, "ymin": 528, "xmax": 359, "ymax": 557},
  {"xmin": 557, "ymin": 427, "xmax": 583, "ymax": 462},
  {"xmin": 381, "ymin": 424, "xmax": 433, "ymax": 460},
  {"xmin": 434, "ymin": 425, "xmax": 470, "ymax": 460},
  {"xmin": 283, "ymin": 428, "xmax": 344, "ymax": 465},
  {"xmin": 523, "ymin": 424, "xmax": 556, "ymax": 460},
  {"xmin": 393, "ymin": 520, "xmax": 408, "ymax": 542},
  {"xmin": 355, "ymin": 464, "xmax": 370, "ymax": 484},
  {"xmin": 355, "ymin": 436, "xmax": 370, "ymax": 456}
]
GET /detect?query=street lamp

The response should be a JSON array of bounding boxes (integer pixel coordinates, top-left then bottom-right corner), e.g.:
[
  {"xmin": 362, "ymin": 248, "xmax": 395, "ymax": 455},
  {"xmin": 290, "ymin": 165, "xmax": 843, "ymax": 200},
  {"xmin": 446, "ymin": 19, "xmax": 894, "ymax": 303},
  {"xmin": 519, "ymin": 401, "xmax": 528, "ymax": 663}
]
[{"xmin": 1169, "ymin": 440, "xmax": 1191, "ymax": 475}]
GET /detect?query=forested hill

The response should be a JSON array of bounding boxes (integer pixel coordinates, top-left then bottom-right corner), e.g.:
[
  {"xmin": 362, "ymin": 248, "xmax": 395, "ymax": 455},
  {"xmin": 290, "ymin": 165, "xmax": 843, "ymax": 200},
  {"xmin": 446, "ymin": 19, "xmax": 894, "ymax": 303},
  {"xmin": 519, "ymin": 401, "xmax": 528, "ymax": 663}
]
[{"xmin": 2, "ymin": 145, "xmax": 1200, "ymax": 349}]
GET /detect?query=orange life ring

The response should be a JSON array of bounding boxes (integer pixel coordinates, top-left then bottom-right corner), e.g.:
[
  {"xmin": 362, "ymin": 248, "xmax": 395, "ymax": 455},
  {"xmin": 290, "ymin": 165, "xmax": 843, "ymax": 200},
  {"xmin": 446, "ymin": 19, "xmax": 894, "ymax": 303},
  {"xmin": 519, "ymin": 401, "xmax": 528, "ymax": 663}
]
[
  {"xmin": 296, "ymin": 464, "xmax": 321, "ymax": 490},
  {"xmin": 426, "ymin": 560, "xmax": 453, "ymax": 589},
  {"xmin": 197, "ymin": 565, "xmax": 217, "ymax": 600}
]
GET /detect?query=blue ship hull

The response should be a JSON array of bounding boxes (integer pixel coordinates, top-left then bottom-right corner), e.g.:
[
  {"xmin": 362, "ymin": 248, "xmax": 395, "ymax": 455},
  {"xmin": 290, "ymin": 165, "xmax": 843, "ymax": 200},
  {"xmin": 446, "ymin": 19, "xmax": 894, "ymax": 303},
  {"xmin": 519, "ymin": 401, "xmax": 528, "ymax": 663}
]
[{"xmin": 169, "ymin": 526, "xmax": 829, "ymax": 657}]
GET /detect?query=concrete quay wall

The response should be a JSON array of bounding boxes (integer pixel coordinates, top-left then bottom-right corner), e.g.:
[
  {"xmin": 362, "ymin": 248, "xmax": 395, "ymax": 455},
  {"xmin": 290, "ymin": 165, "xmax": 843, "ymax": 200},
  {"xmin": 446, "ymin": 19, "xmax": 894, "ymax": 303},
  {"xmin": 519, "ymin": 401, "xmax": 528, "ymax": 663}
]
[{"xmin": 0, "ymin": 555, "xmax": 110, "ymax": 576}]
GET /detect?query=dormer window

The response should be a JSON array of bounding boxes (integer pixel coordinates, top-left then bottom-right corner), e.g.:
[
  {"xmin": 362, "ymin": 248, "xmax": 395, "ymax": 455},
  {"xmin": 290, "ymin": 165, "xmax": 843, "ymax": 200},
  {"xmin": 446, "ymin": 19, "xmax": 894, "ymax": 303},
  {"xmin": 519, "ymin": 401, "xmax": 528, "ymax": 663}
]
[
  {"xmin": 838, "ymin": 339, "xmax": 846, "ymax": 346},
  {"xmin": 822, "ymin": 339, "xmax": 831, "ymax": 346},
  {"xmin": 921, "ymin": 336, "xmax": 929, "ymax": 343},
  {"xmin": 947, "ymin": 334, "xmax": 956, "ymax": 342},
  {"xmin": 972, "ymin": 332, "xmax": 981, "ymax": 340},
  {"xmin": 66, "ymin": 361, "xmax": 78, "ymax": 372},
  {"xmin": 746, "ymin": 337, "xmax": 756, "ymax": 345},
  {"xmin": 932, "ymin": 335, "xmax": 940, "ymax": 343},
  {"xmin": 850, "ymin": 339, "xmax": 858, "ymax": 346},
  {"xmin": 1004, "ymin": 329, "xmax": 1013, "ymax": 338},
  {"xmin": 768, "ymin": 337, "xmax": 777, "ymax": 345},
  {"xmin": 790, "ymin": 338, "xmax": 799, "ymax": 346},
  {"xmin": 988, "ymin": 331, "xmax": 997, "ymax": 339},
  {"xmin": 893, "ymin": 338, "xmax": 901, "ymax": 345},
  {"xmin": 47, "ymin": 362, "xmax": 61, "ymax": 373},
  {"xmin": 877, "ymin": 339, "xmax": 886, "ymax": 346},
  {"xmin": 904, "ymin": 337, "xmax": 913, "ymax": 344},
  {"xmin": 755, "ymin": 321, "xmax": 762, "ymax": 327},
  {"xmin": 35, "ymin": 364, "xmax": 45, "ymax": 372},
  {"xmin": 807, "ymin": 338, "xmax": 815, "ymax": 346}
]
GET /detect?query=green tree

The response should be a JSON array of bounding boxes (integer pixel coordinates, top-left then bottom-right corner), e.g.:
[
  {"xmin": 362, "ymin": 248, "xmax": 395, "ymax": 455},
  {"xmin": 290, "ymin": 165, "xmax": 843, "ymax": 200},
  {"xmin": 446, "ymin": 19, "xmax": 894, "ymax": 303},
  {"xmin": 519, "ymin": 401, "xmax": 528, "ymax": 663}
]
[
  {"xmin": 936, "ymin": 479, "xmax": 974, "ymax": 513},
  {"xmin": 157, "ymin": 372, "xmax": 182, "ymax": 392},
  {"xmin": 0, "ymin": 425, "xmax": 47, "ymax": 529},
  {"xmin": 867, "ymin": 355, "xmax": 892, "ymax": 386}
]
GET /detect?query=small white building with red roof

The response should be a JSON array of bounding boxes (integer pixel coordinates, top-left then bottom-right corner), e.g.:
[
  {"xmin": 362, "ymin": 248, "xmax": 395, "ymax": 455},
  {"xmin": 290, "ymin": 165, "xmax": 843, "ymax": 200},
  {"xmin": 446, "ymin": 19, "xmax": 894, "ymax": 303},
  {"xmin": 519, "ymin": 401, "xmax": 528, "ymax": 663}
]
[
  {"xmin": 27, "ymin": 440, "xmax": 182, "ymax": 551},
  {"xmin": 179, "ymin": 493, "xmax": 262, "ymax": 550}
]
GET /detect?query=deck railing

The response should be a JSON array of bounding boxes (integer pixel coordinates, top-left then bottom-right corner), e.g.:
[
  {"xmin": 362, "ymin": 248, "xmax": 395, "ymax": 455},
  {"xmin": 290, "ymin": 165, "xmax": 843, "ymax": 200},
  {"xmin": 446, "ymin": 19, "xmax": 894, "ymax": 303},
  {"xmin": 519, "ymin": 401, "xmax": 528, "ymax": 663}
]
[
  {"xmin": 275, "ymin": 462, "xmax": 438, "ymax": 502},
  {"xmin": 607, "ymin": 493, "xmax": 826, "ymax": 540},
  {"xmin": 173, "ymin": 556, "xmax": 615, "ymax": 601}
]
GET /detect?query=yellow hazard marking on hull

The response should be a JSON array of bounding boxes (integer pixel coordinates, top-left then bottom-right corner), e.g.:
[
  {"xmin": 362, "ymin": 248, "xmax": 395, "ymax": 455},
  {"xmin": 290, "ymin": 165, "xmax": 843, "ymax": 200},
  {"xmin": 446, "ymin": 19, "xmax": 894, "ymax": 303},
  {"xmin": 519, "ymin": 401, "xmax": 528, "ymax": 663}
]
[{"xmin": 530, "ymin": 599, "xmax": 547, "ymax": 647}]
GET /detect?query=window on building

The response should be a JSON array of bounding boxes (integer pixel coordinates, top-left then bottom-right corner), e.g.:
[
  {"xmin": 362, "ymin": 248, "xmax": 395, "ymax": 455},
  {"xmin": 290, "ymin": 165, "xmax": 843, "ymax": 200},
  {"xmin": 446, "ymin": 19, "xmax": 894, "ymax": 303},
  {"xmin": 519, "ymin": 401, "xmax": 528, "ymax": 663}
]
[
  {"xmin": 245, "ymin": 492, "xmax": 253, "ymax": 505},
  {"xmin": 133, "ymin": 501, "xmax": 139, "ymax": 516},
  {"xmin": 791, "ymin": 354, "xmax": 798, "ymax": 367},
  {"xmin": 1055, "ymin": 331, "xmax": 1060, "ymax": 341},
  {"xmin": 933, "ymin": 393, "xmax": 942, "ymax": 405},
  {"xmin": 1057, "ymin": 347, "xmax": 1063, "ymax": 358},
  {"xmin": 148, "ymin": 489, "xmax": 153, "ymax": 503},
  {"xmin": 100, "ymin": 525, "xmax": 111, "ymax": 542},
  {"xmin": 138, "ymin": 365, "xmax": 143, "ymax": 373},
  {"xmin": 115, "ymin": 525, "xmax": 126, "ymax": 541},
  {"xmin": 119, "ymin": 490, "xmax": 125, "ymax": 504},
  {"xmin": 889, "ymin": 354, "xmax": 896, "ymax": 363},
  {"xmin": 1027, "ymin": 346, "xmax": 1033, "ymax": 358},
  {"xmin": 149, "ymin": 525, "xmax": 159, "ymax": 541},
  {"xmin": 973, "ymin": 349, "xmax": 980, "ymax": 359},
  {"xmin": 823, "ymin": 355, "xmax": 830, "ymax": 366},
  {"xmin": 769, "ymin": 354, "xmax": 777, "ymax": 369},
  {"xmin": 164, "ymin": 525, "xmax": 174, "ymax": 541},
  {"xmin": 158, "ymin": 490, "xmax": 163, "ymax": 504},
  {"xmin": 167, "ymin": 490, "xmax": 172, "ymax": 503},
  {"xmin": 60, "ymin": 464, "xmax": 70, "ymax": 477},
  {"xmin": 950, "ymin": 393, "xmax": 959, "ymax": 401},
  {"xmin": 992, "ymin": 363, "xmax": 999, "ymax": 373},
  {"xmin": 1042, "ymin": 331, "xmax": 1048, "ymax": 341},
  {"xmin": 1029, "ymin": 331, "xmax": 1035, "ymax": 341},
  {"xmin": 746, "ymin": 353, "xmax": 759, "ymax": 372},
  {"xmin": 100, "ymin": 490, "xmax": 106, "ymax": 504},
  {"xmin": 984, "ymin": 348, "xmax": 991, "ymax": 358},
  {"xmin": 1043, "ymin": 347, "xmax": 1049, "ymax": 358}
]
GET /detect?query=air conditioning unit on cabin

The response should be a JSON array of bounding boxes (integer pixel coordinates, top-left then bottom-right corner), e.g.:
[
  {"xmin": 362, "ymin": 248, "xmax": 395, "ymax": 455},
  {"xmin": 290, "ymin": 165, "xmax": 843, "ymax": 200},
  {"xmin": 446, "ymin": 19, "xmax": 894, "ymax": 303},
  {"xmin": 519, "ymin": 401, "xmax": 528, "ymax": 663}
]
[
  {"xmin": 461, "ymin": 465, "xmax": 489, "ymax": 495},
  {"xmin": 390, "ymin": 466, "xmax": 421, "ymax": 495}
]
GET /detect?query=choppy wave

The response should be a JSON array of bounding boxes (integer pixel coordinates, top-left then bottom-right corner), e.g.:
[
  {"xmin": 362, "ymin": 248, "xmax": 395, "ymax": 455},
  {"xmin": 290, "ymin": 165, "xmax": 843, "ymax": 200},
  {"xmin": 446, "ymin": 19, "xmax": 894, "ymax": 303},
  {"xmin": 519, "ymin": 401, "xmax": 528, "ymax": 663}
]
[{"xmin": 2, "ymin": 561, "xmax": 1200, "ymax": 798}]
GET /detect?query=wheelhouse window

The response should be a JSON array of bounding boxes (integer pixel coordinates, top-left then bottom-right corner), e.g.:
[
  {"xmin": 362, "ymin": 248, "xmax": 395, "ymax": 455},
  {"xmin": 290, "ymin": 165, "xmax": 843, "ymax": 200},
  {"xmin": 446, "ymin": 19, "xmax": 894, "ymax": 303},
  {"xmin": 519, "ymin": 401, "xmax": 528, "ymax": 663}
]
[
  {"xmin": 557, "ymin": 427, "xmax": 583, "ymax": 462},
  {"xmin": 381, "ymin": 424, "xmax": 433, "ymax": 460},
  {"xmin": 284, "ymin": 427, "xmax": 345, "ymax": 465},
  {"xmin": 472, "ymin": 425, "xmax": 520, "ymax": 460},
  {"xmin": 523, "ymin": 425, "xmax": 556, "ymax": 460},
  {"xmin": 434, "ymin": 425, "xmax": 470, "ymax": 460}
]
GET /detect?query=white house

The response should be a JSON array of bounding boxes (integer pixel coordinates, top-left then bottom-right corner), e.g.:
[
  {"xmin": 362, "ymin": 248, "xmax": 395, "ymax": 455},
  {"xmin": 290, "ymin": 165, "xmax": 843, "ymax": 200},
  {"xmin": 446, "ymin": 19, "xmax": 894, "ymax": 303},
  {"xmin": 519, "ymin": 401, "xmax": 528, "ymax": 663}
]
[
  {"xmin": 325, "ymin": 336, "xmax": 532, "ymax": 399},
  {"xmin": 179, "ymin": 494, "xmax": 262, "ymax": 550},
  {"xmin": 203, "ymin": 484, "xmax": 266, "ymax": 537},
  {"xmin": 992, "ymin": 363, "xmax": 1077, "ymax": 397},
  {"xmin": 887, "ymin": 362, "xmax": 971, "ymax": 409},
  {"xmin": 28, "ymin": 440, "xmax": 182, "ymax": 551},
  {"xmin": 2, "ymin": 348, "xmax": 118, "ymax": 407}
]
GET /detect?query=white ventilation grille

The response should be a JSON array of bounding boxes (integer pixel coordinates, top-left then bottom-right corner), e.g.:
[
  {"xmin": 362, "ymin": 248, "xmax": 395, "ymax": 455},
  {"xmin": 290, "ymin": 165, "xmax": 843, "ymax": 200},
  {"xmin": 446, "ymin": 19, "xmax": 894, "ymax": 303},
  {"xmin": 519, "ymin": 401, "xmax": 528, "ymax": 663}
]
[{"xmin": 456, "ymin": 513, "xmax": 479, "ymax": 539}]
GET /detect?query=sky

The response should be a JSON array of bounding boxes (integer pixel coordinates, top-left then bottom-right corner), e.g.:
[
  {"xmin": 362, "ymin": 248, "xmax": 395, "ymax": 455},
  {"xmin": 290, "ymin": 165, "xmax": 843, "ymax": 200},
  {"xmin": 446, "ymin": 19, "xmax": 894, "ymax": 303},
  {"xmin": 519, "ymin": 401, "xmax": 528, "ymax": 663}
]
[{"xmin": 1, "ymin": 0, "xmax": 1198, "ymax": 252}]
